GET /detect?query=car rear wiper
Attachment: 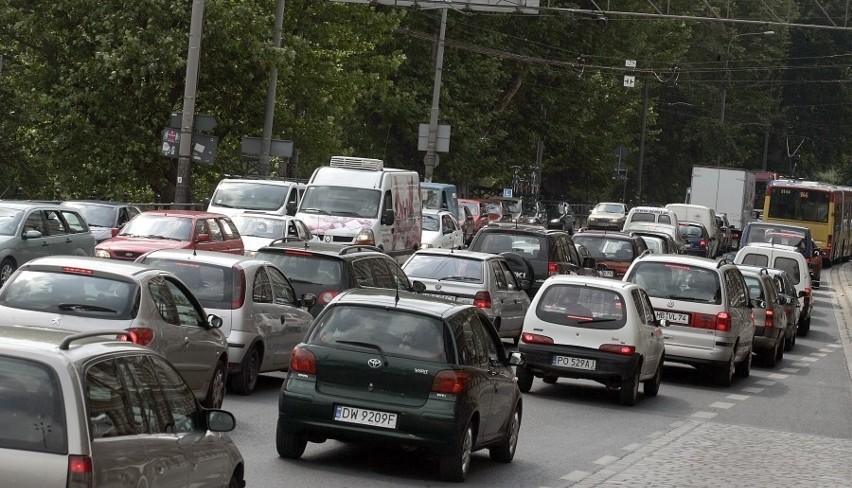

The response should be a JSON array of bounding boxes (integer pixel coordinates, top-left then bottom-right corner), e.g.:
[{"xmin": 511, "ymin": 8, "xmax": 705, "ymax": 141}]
[
  {"xmin": 437, "ymin": 276, "xmax": 479, "ymax": 282},
  {"xmin": 58, "ymin": 303, "xmax": 118, "ymax": 313},
  {"xmin": 576, "ymin": 318, "xmax": 616, "ymax": 324},
  {"xmin": 665, "ymin": 295, "xmax": 713, "ymax": 303},
  {"xmin": 335, "ymin": 340, "xmax": 388, "ymax": 366}
]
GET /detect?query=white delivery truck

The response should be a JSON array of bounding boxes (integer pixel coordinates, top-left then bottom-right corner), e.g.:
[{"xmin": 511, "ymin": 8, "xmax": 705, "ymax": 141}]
[
  {"xmin": 296, "ymin": 156, "xmax": 422, "ymax": 260},
  {"xmin": 689, "ymin": 166, "xmax": 755, "ymax": 231}
]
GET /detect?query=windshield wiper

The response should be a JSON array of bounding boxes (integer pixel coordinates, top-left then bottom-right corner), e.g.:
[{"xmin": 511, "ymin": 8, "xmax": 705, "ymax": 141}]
[
  {"xmin": 334, "ymin": 211, "xmax": 362, "ymax": 217},
  {"xmin": 335, "ymin": 340, "xmax": 388, "ymax": 366},
  {"xmin": 437, "ymin": 276, "xmax": 479, "ymax": 282},
  {"xmin": 144, "ymin": 235, "xmax": 181, "ymax": 241},
  {"xmin": 577, "ymin": 318, "xmax": 617, "ymax": 324},
  {"xmin": 301, "ymin": 208, "xmax": 330, "ymax": 215},
  {"xmin": 58, "ymin": 303, "xmax": 117, "ymax": 313}
]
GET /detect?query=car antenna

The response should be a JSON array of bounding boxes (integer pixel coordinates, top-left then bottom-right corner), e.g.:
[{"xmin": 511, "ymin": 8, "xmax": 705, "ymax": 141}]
[{"xmin": 395, "ymin": 282, "xmax": 400, "ymax": 306}]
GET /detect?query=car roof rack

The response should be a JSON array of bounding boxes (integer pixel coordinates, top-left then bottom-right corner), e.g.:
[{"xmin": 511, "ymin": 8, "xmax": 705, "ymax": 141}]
[
  {"xmin": 339, "ymin": 244, "xmax": 383, "ymax": 255},
  {"xmin": 59, "ymin": 330, "xmax": 131, "ymax": 350},
  {"xmin": 716, "ymin": 258, "xmax": 734, "ymax": 268}
]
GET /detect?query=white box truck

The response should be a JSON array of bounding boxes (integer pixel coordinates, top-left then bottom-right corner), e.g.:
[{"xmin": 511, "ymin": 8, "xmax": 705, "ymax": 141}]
[{"xmin": 689, "ymin": 166, "xmax": 755, "ymax": 231}]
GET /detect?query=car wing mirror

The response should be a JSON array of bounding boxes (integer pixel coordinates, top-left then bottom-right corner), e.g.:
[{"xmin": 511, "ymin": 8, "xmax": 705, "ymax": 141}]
[
  {"xmin": 412, "ymin": 280, "xmax": 427, "ymax": 293},
  {"xmin": 207, "ymin": 313, "xmax": 223, "ymax": 329},
  {"xmin": 509, "ymin": 351, "xmax": 525, "ymax": 366},
  {"xmin": 196, "ymin": 233, "xmax": 210, "ymax": 242},
  {"xmin": 518, "ymin": 279, "xmax": 531, "ymax": 291},
  {"xmin": 206, "ymin": 410, "xmax": 236, "ymax": 432},
  {"xmin": 777, "ymin": 295, "xmax": 788, "ymax": 305},
  {"xmin": 301, "ymin": 293, "xmax": 317, "ymax": 309}
]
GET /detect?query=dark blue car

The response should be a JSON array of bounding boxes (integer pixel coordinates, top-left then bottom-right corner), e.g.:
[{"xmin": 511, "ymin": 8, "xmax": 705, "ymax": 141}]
[{"xmin": 678, "ymin": 222, "xmax": 711, "ymax": 257}]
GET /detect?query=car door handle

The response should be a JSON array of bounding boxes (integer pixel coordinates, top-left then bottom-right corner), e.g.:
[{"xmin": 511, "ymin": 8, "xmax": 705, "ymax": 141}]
[
  {"xmin": 183, "ymin": 337, "xmax": 190, "ymax": 348},
  {"xmin": 155, "ymin": 464, "xmax": 165, "ymax": 476},
  {"xmin": 41, "ymin": 242, "xmax": 49, "ymax": 247},
  {"xmin": 280, "ymin": 315, "xmax": 287, "ymax": 325},
  {"xmin": 65, "ymin": 238, "xmax": 73, "ymax": 244}
]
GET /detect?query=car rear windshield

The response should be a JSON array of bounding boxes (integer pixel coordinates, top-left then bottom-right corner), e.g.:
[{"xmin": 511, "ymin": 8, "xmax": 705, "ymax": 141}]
[
  {"xmin": 535, "ymin": 284, "xmax": 626, "ymax": 330},
  {"xmin": 403, "ymin": 254, "xmax": 483, "ymax": 283},
  {"xmin": 627, "ymin": 261, "xmax": 722, "ymax": 304},
  {"xmin": 631, "ymin": 213, "xmax": 655, "ymax": 223},
  {"xmin": 0, "ymin": 356, "xmax": 67, "ymax": 454},
  {"xmin": 308, "ymin": 305, "xmax": 449, "ymax": 363},
  {"xmin": 0, "ymin": 270, "xmax": 138, "ymax": 319},
  {"xmin": 474, "ymin": 233, "xmax": 547, "ymax": 261},
  {"xmin": 255, "ymin": 250, "xmax": 343, "ymax": 286},
  {"xmin": 573, "ymin": 235, "xmax": 635, "ymax": 262},
  {"xmin": 679, "ymin": 224, "xmax": 704, "ymax": 238},
  {"xmin": 143, "ymin": 258, "xmax": 235, "ymax": 309}
]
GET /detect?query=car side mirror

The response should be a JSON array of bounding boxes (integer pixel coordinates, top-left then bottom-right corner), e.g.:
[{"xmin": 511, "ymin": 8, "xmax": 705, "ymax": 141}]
[
  {"xmin": 23, "ymin": 230, "xmax": 41, "ymax": 239},
  {"xmin": 582, "ymin": 257, "xmax": 596, "ymax": 269},
  {"xmin": 518, "ymin": 279, "xmax": 531, "ymax": 291},
  {"xmin": 196, "ymin": 233, "xmax": 210, "ymax": 242},
  {"xmin": 412, "ymin": 280, "xmax": 427, "ymax": 293},
  {"xmin": 777, "ymin": 295, "xmax": 788, "ymax": 305},
  {"xmin": 754, "ymin": 298, "xmax": 766, "ymax": 308},
  {"xmin": 509, "ymin": 351, "xmax": 525, "ymax": 366},
  {"xmin": 381, "ymin": 208, "xmax": 395, "ymax": 226},
  {"xmin": 798, "ymin": 290, "xmax": 806, "ymax": 297},
  {"xmin": 207, "ymin": 313, "xmax": 223, "ymax": 329},
  {"xmin": 286, "ymin": 202, "xmax": 297, "ymax": 216},
  {"xmin": 206, "ymin": 410, "xmax": 236, "ymax": 432},
  {"xmin": 301, "ymin": 293, "xmax": 317, "ymax": 309}
]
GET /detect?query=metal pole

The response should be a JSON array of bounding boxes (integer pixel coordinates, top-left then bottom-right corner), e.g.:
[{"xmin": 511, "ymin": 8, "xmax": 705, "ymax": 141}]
[
  {"xmin": 423, "ymin": 8, "xmax": 448, "ymax": 183},
  {"xmin": 637, "ymin": 81, "xmax": 649, "ymax": 202},
  {"xmin": 762, "ymin": 128, "xmax": 770, "ymax": 170},
  {"xmin": 176, "ymin": 0, "xmax": 206, "ymax": 205},
  {"xmin": 259, "ymin": 0, "xmax": 286, "ymax": 177}
]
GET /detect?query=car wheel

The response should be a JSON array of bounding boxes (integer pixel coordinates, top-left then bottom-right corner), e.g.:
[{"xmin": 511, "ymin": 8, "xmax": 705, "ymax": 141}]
[
  {"xmin": 0, "ymin": 258, "xmax": 16, "ymax": 287},
  {"xmin": 798, "ymin": 315, "xmax": 811, "ymax": 336},
  {"xmin": 775, "ymin": 339, "xmax": 784, "ymax": 363},
  {"xmin": 619, "ymin": 366, "xmax": 640, "ymax": 406},
  {"xmin": 542, "ymin": 376, "xmax": 557, "ymax": 384},
  {"xmin": 276, "ymin": 419, "xmax": 308, "ymax": 459},
  {"xmin": 229, "ymin": 345, "xmax": 261, "ymax": 395},
  {"xmin": 735, "ymin": 346, "xmax": 752, "ymax": 378},
  {"xmin": 785, "ymin": 331, "xmax": 796, "ymax": 351},
  {"xmin": 440, "ymin": 421, "xmax": 474, "ymax": 482},
  {"xmin": 202, "ymin": 359, "xmax": 227, "ymax": 409},
  {"xmin": 489, "ymin": 403, "xmax": 521, "ymax": 463},
  {"xmin": 515, "ymin": 365, "xmax": 533, "ymax": 393},
  {"xmin": 713, "ymin": 352, "xmax": 735, "ymax": 387},
  {"xmin": 764, "ymin": 343, "xmax": 778, "ymax": 368},
  {"xmin": 643, "ymin": 358, "xmax": 662, "ymax": 397},
  {"xmin": 228, "ymin": 472, "xmax": 243, "ymax": 488}
]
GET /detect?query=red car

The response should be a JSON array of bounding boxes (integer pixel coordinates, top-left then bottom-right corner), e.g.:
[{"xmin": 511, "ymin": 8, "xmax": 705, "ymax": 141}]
[
  {"xmin": 460, "ymin": 198, "xmax": 497, "ymax": 236},
  {"xmin": 95, "ymin": 210, "xmax": 244, "ymax": 261}
]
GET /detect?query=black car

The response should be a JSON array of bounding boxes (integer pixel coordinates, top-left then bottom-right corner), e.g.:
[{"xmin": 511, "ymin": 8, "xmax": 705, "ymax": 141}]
[
  {"xmin": 542, "ymin": 201, "xmax": 576, "ymax": 233},
  {"xmin": 517, "ymin": 200, "xmax": 547, "ymax": 226},
  {"xmin": 467, "ymin": 223, "xmax": 594, "ymax": 296},
  {"xmin": 60, "ymin": 200, "xmax": 141, "ymax": 242},
  {"xmin": 678, "ymin": 221, "xmax": 712, "ymax": 257},
  {"xmin": 276, "ymin": 288, "xmax": 525, "ymax": 482},
  {"xmin": 253, "ymin": 242, "xmax": 413, "ymax": 316}
]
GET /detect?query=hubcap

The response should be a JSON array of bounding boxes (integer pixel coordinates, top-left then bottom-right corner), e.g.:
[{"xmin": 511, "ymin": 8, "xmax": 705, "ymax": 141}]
[
  {"xmin": 212, "ymin": 366, "xmax": 225, "ymax": 407},
  {"xmin": 248, "ymin": 350, "xmax": 260, "ymax": 389},
  {"xmin": 461, "ymin": 427, "xmax": 473, "ymax": 475},
  {"xmin": 508, "ymin": 411, "xmax": 520, "ymax": 455}
]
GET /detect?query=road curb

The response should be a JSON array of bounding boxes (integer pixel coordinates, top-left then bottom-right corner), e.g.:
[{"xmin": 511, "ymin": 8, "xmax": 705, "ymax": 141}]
[{"xmin": 828, "ymin": 262, "xmax": 852, "ymax": 383}]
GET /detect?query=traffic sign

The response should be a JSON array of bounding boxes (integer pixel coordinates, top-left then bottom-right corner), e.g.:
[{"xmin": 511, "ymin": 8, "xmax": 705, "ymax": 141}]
[
  {"xmin": 169, "ymin": 113, "xmax": 218, "ymax": 132},
  {"xmin": 241, "ymin": 137, "xmax": 293, "ymax": 158},
  {"xmin": 160, "ymin": 129, "xmax": 218, "ymax": 165}
]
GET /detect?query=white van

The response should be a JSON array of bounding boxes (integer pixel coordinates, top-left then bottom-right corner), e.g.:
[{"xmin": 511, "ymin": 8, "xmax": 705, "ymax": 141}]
[
  {"xmin": 622, "ymin": 206, "xmax": 679, "ymax": 231},
  {"xmin": 207, "ymin": 178, "xmax": 304, "ymax": 218},
  {"xmin": 665, "ymin": 203, "xmax": 721, "ymax": 256},
  {"xmin": 296, "ymin": 156, "xmax": 422, "ymax": 260}
]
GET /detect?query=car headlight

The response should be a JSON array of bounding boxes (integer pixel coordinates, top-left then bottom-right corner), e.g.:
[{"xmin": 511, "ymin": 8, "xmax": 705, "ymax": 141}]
[
  {"xmin": 354, "ymin": 229, "xmax": 375, "ymax": 246},
  {"xmin": 420, "ymin": 243, "xmax": 434, "ymax": 249},
  {"xmin": 94, "ymin": 249, "xmax": 111, "ymax": 259},
  {"xmin": 244, "ymin": 250, "xmax": 257, "ymax": 258},
  {"xmin": 549, "ymin": 218, "xmax": 560, "ymax": 224}
]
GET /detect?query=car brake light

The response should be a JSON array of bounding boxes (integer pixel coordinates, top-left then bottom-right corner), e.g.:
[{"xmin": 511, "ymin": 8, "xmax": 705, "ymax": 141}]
[
  {"xmin": 765, "ymin": 309, "xmax": 774, "ymax": 328},
  {"xmin": 62, "ymin": 267, "xmax": 94, "ymax": 275},
  {"xmin": 699, "ymin": 239, "xmax": 707, "ymax": 249},
  {"xmin": 716, "ymin": 312, "xmax": 731, "ymax": 332},
  {"xmin": 123, "ymin": 327, "xmax": 155, "ymax": 346},
  {"xmin": 431, "ymin": 370, "xmax": 469, "ymax": 394},
  {"xmin": 284, "ymin": 249, "xmax": 313, "ymax": 257},
  {"xmin": 67, "ymin": 455, "xmax": 93, "ymax": 488},
  {"xmin": 232, "ymin": 269, "xmax": 246, "ymax": 309},
  {"xmin": 474, "ymin": 291, "xmax": 491, "ymax": 309},
  {"xmin": 803, "ymin": 288, "xmax": 812, "ymax": 306},
  {"xmin": 521, "ymin": 332, "xmax": 554, "ymax": 345},
  {"xmin": 548, "ymin": 262, "xmax": 558, "ymax": 276},
  {"xmin": 318, "ymin": 290, "xmax": 339, "ymax": 305},
  {"xmin": 111, "ymin": 227, "xmax": 120, "ymax": 237},
  {"xmin": 599, "ymin": 344, "xmax": 635, "ymax": 355},
  {"xmin": 289, "ymin": 346, "xmax": 316, "ymax": 375}
]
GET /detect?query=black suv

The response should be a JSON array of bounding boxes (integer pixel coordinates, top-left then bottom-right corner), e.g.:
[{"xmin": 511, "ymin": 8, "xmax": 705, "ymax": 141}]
[
  {"xmin": 467, "ymin": 223, "xmax": 594, "ymax": 296},
  {"xmin": 253, "ymin": 242, "xmax": 413, "ymax": 316}
]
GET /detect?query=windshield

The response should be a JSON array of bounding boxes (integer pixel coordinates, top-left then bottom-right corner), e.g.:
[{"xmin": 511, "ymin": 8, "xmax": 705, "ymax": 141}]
[
  {"xmin": 143, "ymin": 259, "xmax": 234, "ymax": 309},
  {"xmin": 403, "ymin": 254, "xmax": 484, "ymax": 282},
  {"xmin": 65, "ymin": 204, "xmax": 115, "ymax": 227},
  {"xmin": 594, "ymin": 203, "xmax": 625, "ymax": 214},
  {"xmin": 119, "ymin": 215, "xmax": 192, "ymax": 240},
  {"xmin": 211, "ymin": 181, "xmax": 289, "ymax": 212},
  {"xmin": 300, "ymin": 186, "xmax": 382, "ymax": 219},
  {"xmin": 422, "ymin": 214, "xmax": 440, "ymax": 232},
  {"xmin": 0, "ymin": 208, "xmax": 23, "ymax": 236},
  {"xmin": 232, "ymin": 215, "xmax": 287, "ymax": 239},
  {"xmin": 768, "ymin": 187, "xmax": 830, "ymax": 223},
  {"xmin": 255, "ymin": 251, "xmax": 343, "ymax": 286},
  {"xmin": 626, "ymin": 261, "xmax": 721, "ymax": 304}
]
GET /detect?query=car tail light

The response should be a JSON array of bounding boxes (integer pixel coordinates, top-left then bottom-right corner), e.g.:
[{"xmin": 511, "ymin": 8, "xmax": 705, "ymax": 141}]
[
  {"xmin": 318, "ymin": 290, "xmax": 339, "ymax": 305},
  {"xmin": 826, "ymin": 236, "xmax": 832, "ymax": 257},
  {"xmin": 67, "ymin": 455, "xmax": 93, "ymax": 488},
  {"xmin": 111, "ymin": 227, "xmax": 120, "ymax": 237},
  {"xmin": 802, "ymin": 288, "xmax": 812, "ymax": 307},
  {"xmin": 431, "ymin": 370, "xmax": 470, "ymax": 394},
  {"xmin": 699, "ymin": 239, "xmax": 707, "ymax": 249},
  {"xmin": 715, "ymin": 312, "xmax": 731, "ymax": 332},
  {"xmin": 289, "ymin": 346, "xmax": 316, "ymax": 375},
  {"xmin": 548, "ymin": 262, "xmax": 559, "ymax": 276},
  {"xmin": 474, "ymin": 291, "xmax": 492, "ymax": 309},
  {"xmin": 123, "ymin": 327, "xmax": 155, "ymax": 346},
  {"xmin": 232, "ymin": 269, "xmax": 246, "ymax": 309},
  {"xmin": 764, "ymin": 309, "xmax": 774, "ymax": 328},
  {"xmin": 521, "ymin": 332, "xmax": 554, "ymax": 344},
  {"xmin": 599, "ymin": 344, "xmax": 636, "ymax": 355}
]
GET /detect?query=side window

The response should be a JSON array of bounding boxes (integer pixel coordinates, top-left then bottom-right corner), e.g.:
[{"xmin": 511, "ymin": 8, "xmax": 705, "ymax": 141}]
[
  {"xmin": 467, "ymin": 313, "xmax": 494, "ymax": 366},
  {"xmin": 548, "ymin": 237, "xmax": 565, "ymax": 262},
  {"xmin": 631, "ymin": 289, "xmax": 656, "ymax": 324},
  {"xmin": 253, "ymin": 267, "xmax": 273, "ymax": 304},
  {"xmin": 206, "ymin": 218, "xmax": 224, "ymax": 241},
  {"xmin": 659, "ymin": 215, "xmax": 671, "ymax": 225},
  {"xmin": 296, "ymin": 220, "xmax": 312, "ymax": 241},
  {"xmin": 498, "ymin": 260, "xmax": 519, "ymax": 289},
  {"xmin": 385, "ymin": 259, "xmax": 411, "ymax": 290},
  {"xmin": 287, "ymin": 187, "xmax": 299, "ymax": 210},
  {"xmin": 149, "ymin": 278, "xmax": 180, "ymax": 325},
  {"xmin": 61, "ymin": 211, "xmax": 86, "ymax": 232},
  {"xmin": 774, "ymin": 257, "xmax": 801, "ymax": 284},
  {"xmin": 24, "ymin": 211, "xmax": 44, "ymax": 234},
  {"xmin": 195, "ymin": 219, "xmax": 209, "ymax": 238},
  {"xmin": 725, "ymin": 270, "xmax": 747, "ymax": 307},
  {"xmin": 220, "ymin": 218, "xmax": 238, "ymax": 239},
  {"xmin": 451, "ymin": 310, "xmax": 486, "ymax": 367},
  {"xmin": 118, "ymin": 208, "xmax": 129, "ymax": 227},
  {"xmin": 370, "ymin": 258, "xmax": 397, "ymax": 289},
  {"xmin": 44, "ymin": 210, "xmax": 68, "ymax": 236},
  {"xmin": 565, "ymin": 237, "xmax": 581, "ymax": 265},
  {"xmin": 163, "ymin": 278, "xmax": 205, "ymax": 326},
  {"xmin": 286, "ymin": 221, "xmax": 298, "ymax": 238},
  {"xmin": 117, "ymin": 355, "xmax": 171, "ymax": 435},
  {"xmin": 471, "ymin": 313, "xmax": 499, "ymax": 361},
  {"xmin": 267, "ymin": 266, "xmax": 296, "ymax": 305},
  {"xmin": 383, "ymin": 190, "xmax": 393, "ymax": 214},
  {"xmin": 352, "ymin": 258, "xmax": 377, "ymax": 287},
  {"xmin": 489, "ymin": 260, "xmax": 508, "ymax": 290},
  {"xmin": 149, "ymin": 356, "xmax": 200, "ymax": 433},
  {"xmin": 86, "ymin": 359, "xmax": 135, "ymax": 438},
  {"xmin": 128, "ymin": 207, "xmax": 140, "ymax": 221}
]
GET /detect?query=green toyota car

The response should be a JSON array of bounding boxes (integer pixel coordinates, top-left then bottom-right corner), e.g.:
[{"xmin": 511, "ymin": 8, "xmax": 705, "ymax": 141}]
[{"xmin": 275, "ymin": 288, "xmax": 525, "ymax": 482}]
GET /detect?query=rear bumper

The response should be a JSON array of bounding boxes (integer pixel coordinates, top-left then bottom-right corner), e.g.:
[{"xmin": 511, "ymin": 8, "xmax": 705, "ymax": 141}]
[{"xmin": 518, "ymin": 343, "xmax": 640, "ymax": 385}]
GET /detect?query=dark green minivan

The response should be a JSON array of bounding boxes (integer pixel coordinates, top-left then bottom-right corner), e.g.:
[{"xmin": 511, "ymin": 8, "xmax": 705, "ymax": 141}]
[{"xmin": 276, "ymin": 288, "xmax": 525, "ymax": 482}]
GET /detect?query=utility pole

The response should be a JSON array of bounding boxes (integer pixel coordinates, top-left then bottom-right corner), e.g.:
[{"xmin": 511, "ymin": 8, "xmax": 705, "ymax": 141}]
[
  {"xmin": 423, "ymin": 8, "xmax": 448, "ymax": 183},
  {"xmin": 259, "ymin": 0, "xmax": 286, "ymax": 177},
  {"xmin": 175, "ymin": 0, "xmax": 206, "ymax": 205},
  {"xmin": 637, "ymin": 81, "xmax": 649, "ymax": 203}
]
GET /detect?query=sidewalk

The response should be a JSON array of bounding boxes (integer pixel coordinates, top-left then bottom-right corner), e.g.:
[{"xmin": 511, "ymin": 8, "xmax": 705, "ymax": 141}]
[{"xmin": 563, "ymin": 263, "xmax": 852, "ymax": 488}]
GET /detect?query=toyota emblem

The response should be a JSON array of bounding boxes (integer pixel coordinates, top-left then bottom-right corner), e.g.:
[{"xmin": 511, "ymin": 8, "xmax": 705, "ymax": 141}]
[
  {"xmin": 667, "ymin": 300, "xmax": 674, "ymax": 308},
  {"xmin": 367, "ymin": 358, "xmax": 383, "ymax": 369}
]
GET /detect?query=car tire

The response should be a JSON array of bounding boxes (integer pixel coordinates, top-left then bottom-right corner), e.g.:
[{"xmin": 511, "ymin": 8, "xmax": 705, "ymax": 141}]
[
  {"xmin": 228, "ymin": 472, "xmax": 243, "ymax": 488},
  {"xmin": 775, "ymin": 339, "xmax": 784, "ymax": 363},
  {"xmin": 499, "ymin": 252, "xmax": 536, "ymax": 286},
  {"xmin": 202, "ymin": 359, "xmax": 227, "ymax": 409},
  {"xmin": 516, "ymin": 365, "xmax": 533, "ymax": 393},
  {"xmin": 0, "ymin": 258, "xmax": 16, "ymax": 287},
  {"xmin": 713, "ymin": 352, "xmax": 735, "ymax": 387},
  {"xmin": 620, "ymin": 366, "xmax": 640, "ymax": 406},
  {"xmin": 764, "ymin": 343, "xmax": 778, "ymax": 368},
  {"xmin": 784, "ymin": 331, "xmax": 796, "ymax": 351},
  {"xmin": 229, "ymin": 345, "xmax": 261, "ymax": 395},
  {"xmin": 276, "ymin": 419, "xmax": 308, "ymax": 459},
  {"xmin": 643, "ymin": 358, "xmax": 662, "ymax": 397},
  {"xmin": 798, "ymin": 315, "xmax": 811, "ymax": 336},
  {"xmin": 440, "ymin": 421, "xmax": 474, "ymax": 482},
  {"xmin": 489, "ymin": 403, "xmax": 521, "ymax": 463},
  {"xmin": 735, "ymin": 346, "xmax": 752, "ymax": 378}
]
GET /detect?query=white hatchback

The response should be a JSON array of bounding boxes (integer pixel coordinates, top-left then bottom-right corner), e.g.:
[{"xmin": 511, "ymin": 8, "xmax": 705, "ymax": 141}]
[
  {"xmin": 421, "ymin": 208, "xmax": 464, "ymax": 250},
  {"xmin": 516, "ymin": 275, "xmax": 666, "ymax": 406}
]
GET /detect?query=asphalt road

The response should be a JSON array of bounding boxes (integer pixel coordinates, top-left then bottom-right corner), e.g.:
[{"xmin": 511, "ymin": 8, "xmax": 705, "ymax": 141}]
[{"xmin": 223, "ymin": 264, "xmax": 852, "ymax": 487}]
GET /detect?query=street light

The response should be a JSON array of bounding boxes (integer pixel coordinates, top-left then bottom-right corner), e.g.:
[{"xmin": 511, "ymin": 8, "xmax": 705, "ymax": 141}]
[{"xmin": 719, "ymin": 30, "xmax": 775, "ymax": 125}]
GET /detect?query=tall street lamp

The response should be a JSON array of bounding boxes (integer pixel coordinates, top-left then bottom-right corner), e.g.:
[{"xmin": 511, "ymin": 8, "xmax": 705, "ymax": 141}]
[{"xmin": 719, "ymin": 30, "xmax": 774, "ymax": 125}]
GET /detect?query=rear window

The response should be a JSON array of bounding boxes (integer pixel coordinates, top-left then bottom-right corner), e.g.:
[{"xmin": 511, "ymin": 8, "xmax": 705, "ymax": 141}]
[
  {"xmin": 475, "ymin": 233, "xmax": 546, "ymax": 260},
  {"xmin": 0, "ymin": 270, "xmax": 137, "ymax": 319},
  {"xmin": 143, "ymin": 258, "xmax": 235, "ymax": 309},
  {"xmin": 740, "ymin": 253, "xmax": 769, "ymax": 267},
  {"xmin": 308, "ymin": 305, "xmax": 449, "ymax": 362},
  {"xmin": 679, "ymin": 224, "xmax": 704, "ymax": 238},
  {"xmin": 403, "ymin": 254, "xmax": 483, "ymax": 283},
  {"xmin": 0, "ymin": 356, "xmax": 66, "ymax": 454},
  {"xmin": 631, "ymin": 213, "xmax": 655, "ymax": 223},
  {"xmin": 573, "ymin": 236, "xmax": 635, "ymax": 261},
  {"xmin": 255, "ymin": 250, "xmax": 343, "ymax": 286},
  {"xmin": 774, "ymin": 257, "xmax": 801, "ymax": 284},
  {"xmin": 626, "ymin": 261, "xmax": 722, "ymax": 304},
  {"xmin": 535, "ymin": 284, "xmax": 626, "ymax": 330}
]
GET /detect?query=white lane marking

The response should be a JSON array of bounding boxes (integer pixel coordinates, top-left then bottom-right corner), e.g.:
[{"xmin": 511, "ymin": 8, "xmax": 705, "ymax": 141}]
[
  {"xmin": 819, "ymin": 348, "xmax": 833, "ymax": 353},
  {"xmin": 780, "ymin": 367, "xmax": 800, "ymax": 373},
  {"xmin": 793, "ymin": 362, "xmax": 811, "ymax": 367},
  {"xmin": 622, "ymin": 443, "xmax": 643, "ymax": 452},
  {"xmin": 726, "ymin": 394, "xmax": 750, "ymax": 401},
  {"xmin": 768, "ymin": 373, "xmax": 789, "ymax": 379},
  {"xmin": 594, "ymin": 455, "xmax": 618, "ymax": 466},
  {"xmin": 826, "ymin": 344, "xmax": 841, "ymax": 348},
  {"xmin": 743, "ymin": 386, "xmax": 765, "ymax": 393},
  {"xmin": 647, "ymin": 431, "xmax": 664, "ymax": 439},
  {"xmin": 755, "ymin": 380, "xmax": 776, "ymax": 386},
  {"xmin": 710, "ymin": 401, "xmax": 735, "ymax": 409},
  {"xmin": 799, "ymin": 356, "xmax": 819, "ymax": 362},
  {"xmin": 692, "ymin": 411, "xmax": 718, "ymax": 419},
  {"xmin": 811, "ymin": 352, "xmax": 828, "ymax": 357},
  {"xmin": 561, "ymin": 471, "xmax": 589, "ymax": 482}
]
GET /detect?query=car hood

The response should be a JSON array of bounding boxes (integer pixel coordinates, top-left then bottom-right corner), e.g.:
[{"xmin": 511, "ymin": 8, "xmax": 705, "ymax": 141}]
[
  {"xmin": 295, "ymin": 213, "xmax": 374, "ymax": 237},
  {"xmin": 88, "ymin": 227, "xmax": 114, "ymax": 242},
  {"xmin": 96, "ymin": 236, "xmax": 192, "ymax": 253}
]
